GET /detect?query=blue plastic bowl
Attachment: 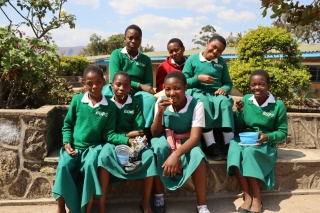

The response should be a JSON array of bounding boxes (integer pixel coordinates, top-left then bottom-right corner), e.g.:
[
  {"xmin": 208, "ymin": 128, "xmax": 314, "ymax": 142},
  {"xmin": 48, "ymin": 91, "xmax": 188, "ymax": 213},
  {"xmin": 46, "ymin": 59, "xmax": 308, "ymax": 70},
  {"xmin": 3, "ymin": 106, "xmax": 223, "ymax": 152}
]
[
  {"xmin": 116, "ymin": 155, "xmax": 129, "ymax": 164},
  {"xmin": 239, "ymin": 132, "xmax": 259, "ymax": 144}
]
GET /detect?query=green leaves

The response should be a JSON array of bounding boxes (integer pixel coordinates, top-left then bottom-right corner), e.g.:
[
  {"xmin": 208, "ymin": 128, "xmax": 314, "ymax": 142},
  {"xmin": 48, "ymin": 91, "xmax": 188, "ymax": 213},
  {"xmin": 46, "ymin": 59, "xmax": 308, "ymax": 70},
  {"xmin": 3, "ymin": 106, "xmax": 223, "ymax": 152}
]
[{"xmin": 229, "ymin": 26, "xmax": 311, "ymax": 106}]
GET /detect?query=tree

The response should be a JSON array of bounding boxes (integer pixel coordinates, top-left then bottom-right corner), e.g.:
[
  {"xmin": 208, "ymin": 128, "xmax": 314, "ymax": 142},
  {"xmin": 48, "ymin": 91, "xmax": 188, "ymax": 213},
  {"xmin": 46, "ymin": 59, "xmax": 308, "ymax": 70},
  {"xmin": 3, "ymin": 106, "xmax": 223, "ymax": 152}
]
[
  {"xmin": 229, "ymin": 26, "xmax": 311, "ymax": 106},
  {"xmin": 225, "ymin": 32, "xmax": 242, "ymax": 47},
  {"xmin": 192, "ymin": 25, "xmax": 218, "ymax": 47},
  {"xmin": 0, "ymin": 1, "xmax": 75, "ymax": 109},
  {"xmin": 274, "ymin": 18, "xmax": 320, "ymax": 44},
  {"xmin": 140, "ymin": 43, "xmax": 155, "ymax": 52},
  {"xmin": 105, "ymin": 34, "xmax": 124, "ymax": 53},
  {"xmin": 261, "ymin": 0, "xmax": 320, "ymax": 26},
  {"xmin": 0, "ymin": 0, "xmax": 76, "ymax": 39}
]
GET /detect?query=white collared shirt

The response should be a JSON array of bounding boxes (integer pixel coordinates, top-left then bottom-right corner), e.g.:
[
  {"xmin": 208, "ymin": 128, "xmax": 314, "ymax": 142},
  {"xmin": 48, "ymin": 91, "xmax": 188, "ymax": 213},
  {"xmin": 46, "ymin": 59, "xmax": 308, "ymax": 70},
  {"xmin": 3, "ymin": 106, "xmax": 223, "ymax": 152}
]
[
  {"xmin": 248, "ymin": 92, "xmax": 276, "ymax": 107},
  {"xmin": 111, "ymin": 95, "xmax": 132, "ymax": 109},
  {"xmin": 81, "ymin": 92, "xmax": 108, "ymax": 108},
  {"xmin": 170, "ymin": 56, "xmax": 187, "ymax": 67},
  {"xmin": 199, "ymin": 51, "xmax": 218, "ymax": 63},
  {"xmin": 154, "ymin": 95, "xmax": 205, "ymax": 127},
  {"xmin": 121, "ymin": 47, "xmax": 140, "ymax": 60}
]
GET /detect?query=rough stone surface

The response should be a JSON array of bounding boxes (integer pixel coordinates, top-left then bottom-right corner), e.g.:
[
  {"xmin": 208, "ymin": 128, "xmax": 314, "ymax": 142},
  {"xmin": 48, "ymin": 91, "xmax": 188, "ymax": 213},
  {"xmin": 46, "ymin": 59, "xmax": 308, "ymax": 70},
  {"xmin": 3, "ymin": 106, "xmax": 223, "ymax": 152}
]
[
  {"xmin": 8, "ymin": 170, "xmax": 31, "ymax": 197},
  {"xmin": 0, "ymin": 148, "xmax": 19, "ymax": 187},
  {"xmin": 23, "ymin": 129, "xmax": 47, "ymax": 160},
  {"xmin": 0, "ymin": 118, "xmax": 20, "ymax": 146},
  {"xmin": 26, "ymin": 178, "xmax": 52, "ymax": 199},
  {"xmin": 23, "ymin": 162, "xmax": 42, "ymax": 171},
  {"xmin": 22, "ymin": 117, "xmax": 46, "ymax": 129}
]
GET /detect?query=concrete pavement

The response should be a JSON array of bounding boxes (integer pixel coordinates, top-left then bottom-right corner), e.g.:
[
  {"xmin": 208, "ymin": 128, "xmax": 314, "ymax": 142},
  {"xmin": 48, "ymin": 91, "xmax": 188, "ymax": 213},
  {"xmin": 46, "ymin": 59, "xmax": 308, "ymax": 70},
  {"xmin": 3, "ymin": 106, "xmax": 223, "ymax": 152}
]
[{"xmin": 0, "ymin": 192, "xmax": 319, "ymax": 213}]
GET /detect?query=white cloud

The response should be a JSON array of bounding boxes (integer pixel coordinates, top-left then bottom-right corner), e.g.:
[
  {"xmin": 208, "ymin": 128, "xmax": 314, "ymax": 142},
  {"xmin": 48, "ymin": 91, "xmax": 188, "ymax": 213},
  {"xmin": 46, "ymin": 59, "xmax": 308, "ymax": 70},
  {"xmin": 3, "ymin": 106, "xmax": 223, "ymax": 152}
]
[
  {"xmin": 72, "ymin": 0, "xmax": 100, "ymax": 9},
  {"xmin": 217, "ymin": 9, "xmax": 256, "ymax": 22},
  {"xmin": 108, "ymin": 0, "xmax": 225, "ymax": 15},
  {"xmin": 50, "ymin": 26, "xmax": 113, "ymax": 47}
]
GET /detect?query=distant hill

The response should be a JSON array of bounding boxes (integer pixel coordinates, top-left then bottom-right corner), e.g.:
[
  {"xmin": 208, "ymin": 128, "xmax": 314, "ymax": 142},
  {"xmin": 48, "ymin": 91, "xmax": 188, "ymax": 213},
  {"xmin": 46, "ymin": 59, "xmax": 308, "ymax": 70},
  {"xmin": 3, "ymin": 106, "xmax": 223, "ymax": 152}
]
[{"xmin": 57, "ymin": 46, "xmax": 86, "ymax": 56}]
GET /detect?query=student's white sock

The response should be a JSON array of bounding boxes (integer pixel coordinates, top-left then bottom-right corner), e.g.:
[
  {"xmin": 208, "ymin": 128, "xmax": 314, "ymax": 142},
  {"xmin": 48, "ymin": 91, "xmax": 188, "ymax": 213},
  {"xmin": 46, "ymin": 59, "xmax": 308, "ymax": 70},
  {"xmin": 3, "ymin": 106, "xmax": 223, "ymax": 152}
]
[
  {"xmin": 197, "ymin": 205, "xmax": 208, "ymax": 212},
  {"xmin": 154, "ymin": 194, "xmax": 164, "ymax": 206},
  {"xmin": 202, "ymin": 130, "xmax": 216, "ymax": 147},
  {"xmin": 223, "ymin": 132, "xmax": 234, "ymax": 145}
]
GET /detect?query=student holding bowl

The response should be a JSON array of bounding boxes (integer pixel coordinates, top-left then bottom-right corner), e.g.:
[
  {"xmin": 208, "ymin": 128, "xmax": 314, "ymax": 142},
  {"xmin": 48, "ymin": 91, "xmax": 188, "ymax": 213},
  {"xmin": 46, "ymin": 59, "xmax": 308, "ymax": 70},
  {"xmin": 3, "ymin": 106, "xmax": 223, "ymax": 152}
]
[{"xmin": 227, "ymin": 70, "xmax": 288, "ymax": 213}]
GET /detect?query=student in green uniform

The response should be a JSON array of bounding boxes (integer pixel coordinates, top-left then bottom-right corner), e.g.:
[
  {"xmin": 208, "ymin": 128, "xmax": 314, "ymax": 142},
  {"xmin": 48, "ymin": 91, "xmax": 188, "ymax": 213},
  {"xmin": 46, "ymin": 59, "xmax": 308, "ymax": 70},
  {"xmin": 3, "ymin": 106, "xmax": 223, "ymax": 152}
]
[
  {"xmin": 52, "ymin": 65, "xmax": 118, "ymax": 213},
  {"xmin": 151, "ymin": 71, "xmax": 210, "ymax": 213},
  {"xmin": 98, "ymin": 71, "xmax": 157, "ymax": 213},
  {"xmin": 102, "ymin": 24, "xmax": 156, "ymax": 135},
  {"xmin": 182, "ymin": 35, "xmax": 234, "ymax": 160},
  {"xmin": 227, "ymin": 70, "xmax": 288, "ymax": 213}
]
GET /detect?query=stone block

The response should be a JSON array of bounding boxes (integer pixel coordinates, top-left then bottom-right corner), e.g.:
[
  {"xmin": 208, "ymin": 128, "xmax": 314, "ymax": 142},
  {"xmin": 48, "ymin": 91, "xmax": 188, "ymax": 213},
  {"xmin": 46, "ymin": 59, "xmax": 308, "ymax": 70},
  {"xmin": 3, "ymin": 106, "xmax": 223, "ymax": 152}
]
[
  {"xmin": 23, "ymin": 161, "xmax": 42, "ymax": 171},
  {"xmin": 0, "ymin": 148, "xmax": 19, "ymax": 187},
  {"xmin": 23, "ymin": 129, "xmax": 47, "ymax": 160},
  {"xmin": 9, "ymin": 170, "xmax": 31, "ymax": 197},
  {"xmin": 22, "ymin": 116, "xmax": 46, "ymax": 129},
  {"xmin": 26, "ymin": 177, "xmax": 52, "ymax": 199},
  {"xmin": 0, "ymin": 118, "xmax": 21, "ymax": 146}
]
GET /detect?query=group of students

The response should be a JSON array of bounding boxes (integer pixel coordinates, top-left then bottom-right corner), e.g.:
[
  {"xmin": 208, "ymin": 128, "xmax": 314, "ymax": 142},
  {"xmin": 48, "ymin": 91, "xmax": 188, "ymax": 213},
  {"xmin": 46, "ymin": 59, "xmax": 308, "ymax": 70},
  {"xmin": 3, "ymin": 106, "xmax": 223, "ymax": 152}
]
[{"xmin": 52, "ymin": 24, "xmax": 288, "ymax": 213}]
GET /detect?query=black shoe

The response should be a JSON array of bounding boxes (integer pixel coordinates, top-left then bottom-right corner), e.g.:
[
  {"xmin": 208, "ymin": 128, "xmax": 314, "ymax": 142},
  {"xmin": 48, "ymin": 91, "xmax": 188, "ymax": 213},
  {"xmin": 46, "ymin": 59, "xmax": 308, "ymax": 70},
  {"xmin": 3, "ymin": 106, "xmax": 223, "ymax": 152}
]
[
  {"xmin": 206, "ymin": 144, "xmax": 224, "ymax": 160},
  {"xmin": 153, "ymin": 205, "xmax": 166, "ymax": 213}
]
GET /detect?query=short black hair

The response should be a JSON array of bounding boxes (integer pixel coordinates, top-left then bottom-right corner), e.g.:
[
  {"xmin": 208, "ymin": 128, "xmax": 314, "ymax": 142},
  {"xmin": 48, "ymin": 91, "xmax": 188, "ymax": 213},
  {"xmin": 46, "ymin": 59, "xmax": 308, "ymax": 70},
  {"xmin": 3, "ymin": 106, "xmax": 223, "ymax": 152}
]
[
  {"xmin": 208, "ymin": 35, "xmax": 227, "ymax": 49},
  {"xmin": 165, "ymin": 71, "xmax": 187, "ymax": 85},
  {"xmin": 83, "ymin": 65, "xmax": 104, "ymax": 79},
  {"xmin": 167, "ymin": 38, "xmax": 184, "ymax": 48},
  {"xmin": 250, "ymin": 69, "xmax": 270, "ymax": 83},
  {"xmin": 125, "ymin": 24, "xmax": 142, "ymax": 36},
  {"xmin": 112, "ymin": 71, "xmax": 131, "ymax": 82}
]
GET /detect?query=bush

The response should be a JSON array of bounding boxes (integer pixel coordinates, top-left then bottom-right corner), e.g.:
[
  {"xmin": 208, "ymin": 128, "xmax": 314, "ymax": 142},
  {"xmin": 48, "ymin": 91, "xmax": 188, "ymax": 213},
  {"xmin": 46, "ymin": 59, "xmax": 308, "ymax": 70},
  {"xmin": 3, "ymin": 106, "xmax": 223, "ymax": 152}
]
[
  {"xmin": 229, "ymin": 26, "xmax": 311, "ymax": 106},
  {"xmin": 0, "ymin": 27, "xmax": 73, "ymax": 109},
  {"xmin": 59, "ymin": 56, "xmax": 89, "ymax": 76}
]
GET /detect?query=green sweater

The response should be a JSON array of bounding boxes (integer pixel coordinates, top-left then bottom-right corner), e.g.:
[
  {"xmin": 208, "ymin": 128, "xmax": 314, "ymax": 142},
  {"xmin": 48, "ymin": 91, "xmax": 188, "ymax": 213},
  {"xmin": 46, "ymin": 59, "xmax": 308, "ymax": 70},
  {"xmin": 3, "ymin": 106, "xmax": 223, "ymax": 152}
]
[
  {"xmin": 112, "ymin": 96, "xmax": 145, "ymax": 145},
  {"xmin": 182, "ymin": 53, "xmax": 232, "ymax": 93},
  {"xmin": 109, "ymin": 48, "xmax": 153, "ymax": 90},
  {"xmin": 235, "ymin": 94, "xmax": 288, "ymax": 145},
  {"xmin": 62, "ymin": 94, "xmax": 128, "ymax": 149}
]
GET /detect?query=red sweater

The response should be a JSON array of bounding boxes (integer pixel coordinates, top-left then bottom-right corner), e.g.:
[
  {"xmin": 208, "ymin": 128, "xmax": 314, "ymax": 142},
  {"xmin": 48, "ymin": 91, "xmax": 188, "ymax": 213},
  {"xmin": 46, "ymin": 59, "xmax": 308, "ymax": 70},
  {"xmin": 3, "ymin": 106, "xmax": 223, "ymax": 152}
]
[{"xmin": 156, "ymin": 56, "xmax": 187, "ymax": 92}]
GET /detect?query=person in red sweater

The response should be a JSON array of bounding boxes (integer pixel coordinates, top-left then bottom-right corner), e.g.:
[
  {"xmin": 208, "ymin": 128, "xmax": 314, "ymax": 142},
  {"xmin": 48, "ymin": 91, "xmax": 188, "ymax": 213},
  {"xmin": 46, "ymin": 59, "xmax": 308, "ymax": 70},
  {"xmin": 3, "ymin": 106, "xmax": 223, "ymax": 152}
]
[{"xmin": 156, "ymin": 38, "xmax": 187, "ymax": 92}]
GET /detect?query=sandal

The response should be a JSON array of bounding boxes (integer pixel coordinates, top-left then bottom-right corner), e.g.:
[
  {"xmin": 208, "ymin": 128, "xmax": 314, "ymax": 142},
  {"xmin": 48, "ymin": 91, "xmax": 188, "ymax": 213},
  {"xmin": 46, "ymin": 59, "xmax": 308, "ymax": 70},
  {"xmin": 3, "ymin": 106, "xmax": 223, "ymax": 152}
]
[
  {"xmin": 249, "ymin": 202, "xmax": 262, "ymax": 213},
  {"xmin": 238, "ymin": 207, "xmax": 250, "ymax": 213}
]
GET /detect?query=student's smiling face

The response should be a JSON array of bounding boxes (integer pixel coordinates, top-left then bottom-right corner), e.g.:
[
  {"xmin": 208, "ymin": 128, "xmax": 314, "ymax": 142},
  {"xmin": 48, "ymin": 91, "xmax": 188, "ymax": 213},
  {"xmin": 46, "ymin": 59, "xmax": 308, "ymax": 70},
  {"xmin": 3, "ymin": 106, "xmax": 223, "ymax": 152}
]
[
  {"xmin": 83, "ymin": 71, "xmax": 105, "ymax": 98},
  {"xmin": 164, "ymin": 77, "xmax": 187, "ymax": 107},
  {"xmin": 124, "ymin": 29, "xmax": 142, "ymax": 52},
  {"xmin": 250, "ymin": 75, "xmax": 270, "ymax": 104},
  {"xmin": 167, "ymin": 42, "xmax": 185, "ymax": 64},
  {"xmin": 204, "ymin": 39, "xmax": 225, "ymax": 61}
]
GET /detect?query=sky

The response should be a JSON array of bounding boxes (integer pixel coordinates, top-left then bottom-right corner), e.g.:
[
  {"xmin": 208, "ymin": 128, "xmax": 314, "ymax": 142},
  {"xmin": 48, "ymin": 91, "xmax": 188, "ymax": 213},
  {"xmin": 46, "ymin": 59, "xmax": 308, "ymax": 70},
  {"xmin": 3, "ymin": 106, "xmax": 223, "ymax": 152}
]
[{"xmin": 0, "ymin": 0, "xmax": 291, "ymax": 51}]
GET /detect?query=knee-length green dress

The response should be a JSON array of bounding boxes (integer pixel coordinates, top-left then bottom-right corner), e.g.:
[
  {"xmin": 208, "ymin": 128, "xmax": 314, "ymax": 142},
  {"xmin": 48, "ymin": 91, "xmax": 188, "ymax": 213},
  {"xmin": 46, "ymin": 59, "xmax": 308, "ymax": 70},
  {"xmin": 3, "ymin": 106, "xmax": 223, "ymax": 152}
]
[
  {"xmin": 227, "ymin": 94, "xmax": 288, "ymax": 190},
  {"xmin": 151, "ymin": 96, "xmax": 207, "ymax": 190},
  {"xmin": 182, "ymin": 52, "xmax": 234, "ymax": 130},
  {"xmin": 98, "ymin": 95, "xmax": 157, "ymax": 182}
]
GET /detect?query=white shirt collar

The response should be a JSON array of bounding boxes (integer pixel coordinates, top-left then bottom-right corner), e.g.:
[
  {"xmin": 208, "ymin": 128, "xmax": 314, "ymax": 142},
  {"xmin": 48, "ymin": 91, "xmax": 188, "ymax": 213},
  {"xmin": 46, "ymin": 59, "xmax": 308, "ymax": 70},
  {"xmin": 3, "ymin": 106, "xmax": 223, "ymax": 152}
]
[
  {"xmin": 111, "ymin": 95, "xmax": 132, "ymax": 109},
  {"xmin": 199, "ymin": 51, "xmax": 218, "ymax": 63},
  {"xmin": 121, "ymin": 47, "xmax": 140, "ymax": 60},
  {"xmin": 166, "ymin": 95, "xmax": 192, "ymax": 113},
  {"xmin": 81, "ymin": 92, "xmax": 108, "ymax": 108},
  {"xmin": 248, "ymin": 92, "xmax": 276, "ymax": 107},
  {"xmin": 170, "ymin": 56, "xmax": 187, "ymax": 67}
]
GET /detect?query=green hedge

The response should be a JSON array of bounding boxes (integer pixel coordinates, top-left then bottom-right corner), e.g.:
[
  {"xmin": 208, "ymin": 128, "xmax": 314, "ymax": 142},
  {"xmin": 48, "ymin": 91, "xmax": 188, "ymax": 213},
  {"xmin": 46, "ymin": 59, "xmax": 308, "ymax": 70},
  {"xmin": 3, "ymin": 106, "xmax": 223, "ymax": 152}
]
[{"xmin": 59, "ymin": 56, "xmax": 89, "ymax": 76}]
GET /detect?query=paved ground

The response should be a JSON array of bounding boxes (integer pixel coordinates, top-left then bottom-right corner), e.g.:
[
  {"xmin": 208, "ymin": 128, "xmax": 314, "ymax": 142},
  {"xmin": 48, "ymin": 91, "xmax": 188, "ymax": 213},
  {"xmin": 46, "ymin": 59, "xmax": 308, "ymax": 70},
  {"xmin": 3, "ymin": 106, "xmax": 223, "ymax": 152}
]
[{"xmin": 0, "ymin": 193, "xmax": 319, "ymax": 213}]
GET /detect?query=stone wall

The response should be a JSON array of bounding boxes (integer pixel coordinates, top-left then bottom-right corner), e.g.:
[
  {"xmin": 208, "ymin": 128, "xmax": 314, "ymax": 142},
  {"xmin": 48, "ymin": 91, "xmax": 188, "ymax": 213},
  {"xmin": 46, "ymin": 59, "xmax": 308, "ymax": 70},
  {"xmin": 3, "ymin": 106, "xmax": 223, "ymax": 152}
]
[
  {"xmin": 0, "ymin": 106, "xmax": 67, "ymax": 200},
  {"xmin": 0, "ymin": 106, "xmax": 320, "ymax": 200}
]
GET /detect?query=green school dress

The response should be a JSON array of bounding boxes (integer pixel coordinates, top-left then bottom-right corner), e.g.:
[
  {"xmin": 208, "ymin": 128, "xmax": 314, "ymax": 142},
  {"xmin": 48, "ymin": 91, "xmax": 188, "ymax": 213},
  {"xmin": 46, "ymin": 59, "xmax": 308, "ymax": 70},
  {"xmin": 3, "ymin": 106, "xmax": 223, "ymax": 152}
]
[
  {"xmin": 182, "ymin": 52, "xmax": 234, "ymax": 130},
  {"xmin": 151, "ymin": 97, "xmax": 207, "ymax": 190},
  {"xmin": 103, "ymin": 48, "xmax": 155, "ymax": 128},
  {"xmin": 98, "ymin": 96, "xmax": 157, "ymax": 182},
  {"xmin": 52, "ymin": 93, "xmax": 118, "ymax": 213},
  {"xmin": 227, "ymin": 94, "xmax": 288, "ymax": 190}
]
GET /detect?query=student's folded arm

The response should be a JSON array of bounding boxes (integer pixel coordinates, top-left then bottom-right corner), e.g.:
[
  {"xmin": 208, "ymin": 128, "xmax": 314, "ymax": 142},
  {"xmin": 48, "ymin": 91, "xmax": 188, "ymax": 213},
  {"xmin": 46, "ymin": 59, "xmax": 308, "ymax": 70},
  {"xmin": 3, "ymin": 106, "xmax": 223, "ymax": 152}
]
[
  {"xmin": 143, "ymin": 58, "xmax": 153, "ymax": 87},
  {"xmin": 220, "ymin": 61, "xmax": 233, "ymax": 93},
  {"xmin": 182, "ymin": 60, "xmax": 200, "ymax": 88}
]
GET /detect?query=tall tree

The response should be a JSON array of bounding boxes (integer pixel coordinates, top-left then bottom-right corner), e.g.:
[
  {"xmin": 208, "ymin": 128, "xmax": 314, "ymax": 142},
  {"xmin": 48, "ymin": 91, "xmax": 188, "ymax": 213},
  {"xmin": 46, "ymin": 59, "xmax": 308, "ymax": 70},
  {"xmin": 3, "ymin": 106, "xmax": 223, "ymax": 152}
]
[
  {"xmin": 274, "ymin": 17, "xmax": 320, "ymax": 44},
  {"xmin": 225, "ymin": 32, "xmax": 243, "ymax": 47},
  {"xmin": 0, "ymin": 0, "xmax": 76, "ymax": 39},
  {"xmin": 192, "ymin": 25, "xmax": 218, "ymax": 47},
  {"xmin": 261, "ymin": 0, "xmax": 320, "ymax": 26},
  {"xmin": 140, "ymin": 43, "xmax": 155, "ymax": 52}
]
